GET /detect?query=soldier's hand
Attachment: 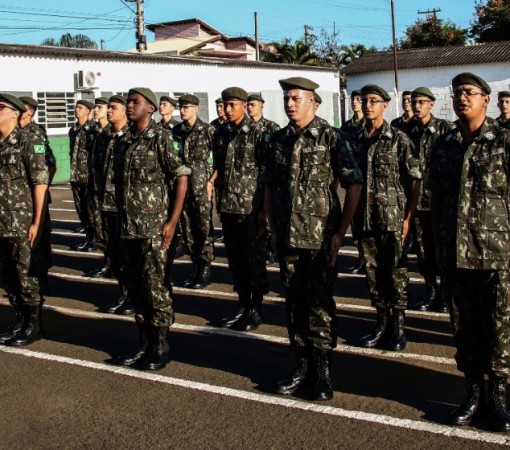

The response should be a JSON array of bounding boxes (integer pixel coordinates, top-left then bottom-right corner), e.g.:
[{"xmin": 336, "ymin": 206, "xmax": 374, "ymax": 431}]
[
  {"xmin": 329, "ymin": 232, "xmax": 343, "ymax": 267},
  {"xmin": 162, "ymin": 221, "xmax": 176, "ymax": 250},
  {"xmin": 401, "ymin": 219, "xmax": 411, "ymax": 246},
  {"xmin": 28, "ymin": 223, "xmax": 41, "ymax": 249},
  {"xmin": 206, "ymin": 180, "xmax": 214, "ymax": 201}
]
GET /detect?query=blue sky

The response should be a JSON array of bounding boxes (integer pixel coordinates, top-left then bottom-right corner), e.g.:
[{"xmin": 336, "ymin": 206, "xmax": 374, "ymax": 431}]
[{"xmin": 0, "ymin": 0, "xmax": 479, "ymax": 51}]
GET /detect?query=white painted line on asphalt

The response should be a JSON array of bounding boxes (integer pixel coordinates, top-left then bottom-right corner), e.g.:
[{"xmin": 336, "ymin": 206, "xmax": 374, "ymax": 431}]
[
  {"xmin": 52, "ymin": 218, "xmax": 81, "ymax": 224},
  {"xmin": 62, "ymin": 200, "xmax": 75, "ymax": 203},
  {"xmin": 50, "ymin": 208, "xmax": 78, "ymax": 212},
  {"xmin": 49, "ymin": 186, "xmax": 71, "ymax": 190},
  {"xmin": 52, "ymin": 231, "xmax": 85, "ymax": 237},
  {"xmin": 0, "ymin": 346, "xmax": 506, "ymax": 446}
]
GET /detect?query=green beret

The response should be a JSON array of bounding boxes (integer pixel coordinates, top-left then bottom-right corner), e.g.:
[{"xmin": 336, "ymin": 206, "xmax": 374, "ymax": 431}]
[
  {"xmin": 109, "ymin": 95, "xmax": 127, "ymax": 106},
  {"xmin": 314, "ymin": 93, "xmax": 323, "ymax": 104},
  {"xmin": 95, "ymin": 96, "xmax": 109, "ymax": 105},
  {"xmin": 0, "ymin": 93, "xmax": 26, "ymax": 113},
  {"xmin": 412, "ymin": 87, "xmax": 436, "ymax": 101},
  {"xmin": 19, "ymin": 96, "xmax": 38, "ymax": 110},
  {"xmin": 247, "ymin": 93, "xmax": 264, "ymax": 103},
  {"xmin": 498, "ymin": 91, "xmax": 510, "ymax": 99},
  {"xmin": 360, "ymin": 84, "xmax": 391, "ymax": 102},
  {"xmin": 178, "ymin": 94, "xmax": 199, "ymax": 106},
  {"xmin": 451, "ymin": 72, "xmax": 491, "ymax": 95},
  {"xmin": 221, "ymin": 87, "xmax": 248, "ymax": 102},
  {"xmin": 215, "ymin": 97, "xmax": 223, "ymax": 105},
  {"xmin": 351, "ymin": 90, "xmax": 361, "ymax": 98},
  {"xmin": 279, "ymin": 77, "xmax": 319, "ymax": 91},
  {"xmin": 76, "ymin": 99, "xmax": 95, "ymax": 110},
  {"xmin": 128, "ymin": 87, "xmax": 158, "ymax": 109},
  {"xmin": 402, "ymin": 91, "xmax": 412, "ymax": 97},
  {"xmin": 160, "ymin": 95, "xmax": 177, "ymax": 107}
]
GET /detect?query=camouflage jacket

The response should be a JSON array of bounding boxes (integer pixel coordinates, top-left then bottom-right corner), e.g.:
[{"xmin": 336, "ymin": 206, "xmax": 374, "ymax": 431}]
[
  {"xmin": 352, "ymin": 120, "xmax": 422, "ymax": 232},
  {"xmin": 257, "ymin": 117, "xmax": 280, "ymax": 135},
  {"xmin": 406, "ymin": 115, "xmax": 453, "ymax": 211},
  {"xmin": 265, "ymin": 116, "xmax": 363, "ymax": 250},
  {"xmin": 90, "ymin": 122, "xmax": 112, "ymax": 193},
  {"xmin": 496, "ymin": 115, "xmax": 510, "ymax": 130},
  {"xmin": 69, "ymin": 119, "xmax": 94, "ymax": 183},
  {"xmin": 0, "ymin": 126, "xmax": 49, "ymax": 237},
  {"xmin": 24, "ymin": 122, "xmax": 56, "ymax": 170},
  {"xmin": 210, "ymin": 117, "xmax": 227, "ymax": 131},
  {"xmin": 99, "ymin": 123, "xmax": 129, "ymax": 213},
  {"xmin": 114, "ymin": 119, "xmax": 191, "ymax": 238},
  {"xmin": 341, "ymin": 115, "xmax": 365, "ymax": 138},
  {"xmin": 172, "ymin": 117, "xmax": 215, "ymax": 201},
  {"xmin": 213, "ymin": 115, "xmax": 266, "ymax": 215},
  {"xmin": 159, "ymin": 117, "xmax": 179, "ymax": 131},
  {"xmin": 428, "ymin": 119, "xmax": 510, "ymax": 270},
  {"xmin": 391, "ymin": 114, "xmax": 413, "ymax": 135}
]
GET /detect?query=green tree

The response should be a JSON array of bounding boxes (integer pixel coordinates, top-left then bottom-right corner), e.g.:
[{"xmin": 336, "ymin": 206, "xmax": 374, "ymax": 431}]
[
  {"xmin": 400, "ymin": 14, "xmax": 467, "ymax": 49},
  {"xmin": 41, "ymin": 33, "xmax": 98, "ymax": 49},
  {"xmin": 262, "ymin": 38, "xmax": 317, "ymax": 65},
  {"xmin": 470, "ymin": 0, "xmax": 510, "ymax": 42}
]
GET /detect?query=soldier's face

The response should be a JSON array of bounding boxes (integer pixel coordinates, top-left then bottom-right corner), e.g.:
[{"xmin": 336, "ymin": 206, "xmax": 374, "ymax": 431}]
[
  {"xmin": 283, "ymin": 89, "xmax": 314, "ymax": 122},
  {"xmin": 94, "ymin": 104, "xmax": 108, "ymax": 121},
  {"xmin": 159, "ymin": 101, "xmax": 174, "ymax": 117},
  {"xmin": 402, "ymin": 95, "xmax": 412, "ymax": 112},
  {"xmin": 247, "ymin": 100, "xmax": 263, "ymax": 119},
  {"xmin": 127, "ymin": 94, "xmax": 154, "ymax": 123},
  {"xmin": 216, "ymin": 103, "xmax": 226, "ymax": 119},
  {"xmin": 75, "ymin": 104, "xmax": 90, "ymax": 121},
  {"xmin": 19, "ymin": 106, "xmax": 34, "ymax": 128},
  {"xmin": 361, "ymin": 94, "xmax": 387, "ymax": 120},
  {"xmin": 452, "ymin": 84, "xmax": 490, "ymax": 121},
  {"xmin": 498, "ymin": 97, "xmax": 510, "ymax": 116},
  {"xmin": 107, "ymin": 102, "xmax": 126, "ymax": 125},
  {"xmin": 0, "ymin": 102, "xmax": 19, "ymax": 126},
  {"xmin": 351, "ymin": 96, "xmax": 362, "ymax": 112},
  {"xmin": 411, "ymin": 96, "xmax": 433, "ymax": 122},
  {"xmin": 179, "ymin": 104, "xmax": 198, "ymax": 121},
  {"xmin": 224, "ymin": 100, "xmax": 246, "ymax": 124}
]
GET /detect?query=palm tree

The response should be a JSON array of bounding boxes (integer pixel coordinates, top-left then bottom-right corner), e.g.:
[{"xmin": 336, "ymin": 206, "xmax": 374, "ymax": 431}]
[
  {"xmin": 263, "ymin": 39, "xmax": 317, "ymax": 65},
  {"xmin": 41, "ymin": 33, "xmax": 98, "ymax": 49}
]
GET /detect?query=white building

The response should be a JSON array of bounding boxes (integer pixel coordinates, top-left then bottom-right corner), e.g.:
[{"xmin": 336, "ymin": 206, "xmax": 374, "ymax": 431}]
[
  {"xmin": 0, "ymin": 43, "xmax": 340, "ymax": 182},
  {"xmin": 343, "ymin": 41, "xmax": 510, "ymax": 121}
]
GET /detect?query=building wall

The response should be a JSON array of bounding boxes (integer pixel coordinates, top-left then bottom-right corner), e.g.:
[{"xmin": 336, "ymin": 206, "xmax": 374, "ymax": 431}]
[
  {"xmin": 345, "ymin": 62, "xmax": 510, "ymax": 121},
  {"xmin": 154, "ymin": 23, "xmax": 208, "ymax": 40}
]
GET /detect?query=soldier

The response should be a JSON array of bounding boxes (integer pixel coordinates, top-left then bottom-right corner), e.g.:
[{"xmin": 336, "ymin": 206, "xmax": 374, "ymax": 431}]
[
  {"xmin": 341, "ymin": 89, "xmax": 366, "ymax": 274},
  {"xmin": 265, "ymin": 77, "xmax": 362, "ymax": 400},
  {"xmin": 172, "ymin": 94, "xmax": 215, "ymax": 289},
  {"xmin": 0, "ymin": 93, "xmax": 49, "ymax": 346},
  {"xmin": 18, "ymin": 96, "xmax": 56, "ymax": 298},
  {"xmin": 496, "ymin": 91, "xmax": 510, "ymax": 129},
  {"xmin": 158, "ymin": 95, "xmax": 179, "ymax": 131},
  {"xmin": 355, "ymin": 85, "xmax": 422, "ymax": 352},
  {"xmin": 407, "ymin": 87, "xmax": 453, "ymax": 313},
  {"xmin": 210, "ymin": 97, "xmax": 227, "ymax": 131},
  {"xmin": 69, "ymin": 99, "xmax": 96, "ymax": 251},
  {"xmin": 208, "ymin": 87, "xmax": 268, "ymax": 331},
  {"xmin": 114, "ymin": 88, "xmax": 190, "ymax": 371},
  {"xmin": 391, "ymin": 90, "xmax": 414, "ymax": 134},
  {"xmin": 247, "ymin": 93, "xmax": 280, "ymax": 135},
  {"xmin": 87, "ymin": 97, "xmax": 111, "ymax": 277},
  {"xmin": 429, "ymin": 73, "xmax": 510, "ymax": 431}
]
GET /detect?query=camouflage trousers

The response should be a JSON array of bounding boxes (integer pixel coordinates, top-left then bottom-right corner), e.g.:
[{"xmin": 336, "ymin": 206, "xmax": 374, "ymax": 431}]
[
  {"xmin": 89, "ymin": 191, "xmax": 104, "ymax": 251},
  {"xmin": 181, "ymin": 194, "xmax": 214, "ymax": 263},
  {"xmin": 221, "ymin": 213, "xmax": 267, "ymax": 296},
  {"xmin": 119, "ymin": 237, "xmax": 174, "ymax": 327},
  {"xmin": 361, "ymin": 230, "xmax": 408, "ymax": 309},
  {"xmin": 71, "ymin": 181, "xmax": 91, "ymax": 230},
  {"xmin": 30, "ymin": 208, "xmax": 53, "ymax": 295},
  {"xmin": 279, "ymin": 246, "xmax": 338, "ymax": 351},
  {"xmin": 444, "ymin": 268, "xmax": 510, "ymax": 377},
  {"xmin": 0, "ymin": 237, "xmax": 42, "ymax": 306},
  {"xmin": 101, "ymin": 211, "xmax": 122, "ymax": 280},
  {"xmin": 414, "ymin": 211, "xmax": 438, "ymax": 280}
]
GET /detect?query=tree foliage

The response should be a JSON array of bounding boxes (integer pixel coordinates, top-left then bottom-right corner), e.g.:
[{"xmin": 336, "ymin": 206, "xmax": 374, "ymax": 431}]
[
  {"xmin": 262, "ymin": 38, "xmax": 317, "ymax": 65},
  {"xmin": 399, "ymin": 14, "xmax": 467, "ymax": 49},
  {"xmin": 41, "ymin": 33, "xmax": 98, "ymax": 49},
  {"xmin": 470, "ymin": 0, "xmax": 510, "ymax": 42}
]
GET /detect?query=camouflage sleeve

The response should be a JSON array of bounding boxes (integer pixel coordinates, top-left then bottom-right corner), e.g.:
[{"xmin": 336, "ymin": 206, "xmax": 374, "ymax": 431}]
[
  {"xmin": 398, "ymin": 132, "xmax": 422, "ymax": 181},
  {"xmin": 212, "ymin": 127, "xmax": 226, "ymax": 173},
  {"xmin": 426, "ymin": 144, "xmax": 440, "ymax": 191},
  {"xmin": 335, "ymin": 130, "xmax": 363, "ymax": 189},
  {"xmin": 44, "ymin": 136, "xmax": 56, "ymax": 169},
  {"xmin": 158, "ymin": 129, "xmax": 191, "ymax": 178},
  {"xmin": 23, "ymin": 133, "xmax": 50, "ymax": 186}
]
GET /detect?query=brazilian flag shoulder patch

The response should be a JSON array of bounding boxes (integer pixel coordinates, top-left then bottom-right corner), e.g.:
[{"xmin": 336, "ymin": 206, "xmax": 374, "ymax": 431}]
[
  {"xmin": 172, "ymin": 140, "xmax": 182, "ymax": 153},
  {"xmin": 33, "ymin": 144, "xmax": 46, "ymax": 154}
]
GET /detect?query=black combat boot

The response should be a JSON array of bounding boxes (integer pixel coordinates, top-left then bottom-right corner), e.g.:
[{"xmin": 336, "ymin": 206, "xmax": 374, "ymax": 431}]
[
  {"xmin": 183, "ymin": 260, "xmax": 198, "ymax": 288},
  {"xmin": 5, "ymin": 304, "xmax": 44, "ymax": 346},
  {"xmin": 217, "ymin": 290, "xmax": 249, "ymax": 328},
  {"xmin": 73, "ymin": 228, "xmax": 97, "ymax": 252},
  {"xmin": 359, "ymin": 306, "xmax": 389, "ymax": 348},
  {"xmin": 388, "ymin": 308, "xmax": 406, "ymax": 351},
  {"xmin": 432, "ymin": 279, "xmax": 450, "ymax": 313},
  {"xmin": 348, "ymin": 258, "xmax": 366, "ymax": 274},
  {"xmin": 451, "ymin": 375, "xmax": 485, "ymax": 426},
  {"xmin": 105, "ymin": 284, "xmax": 129, "ymax": 314},
  {"xmin": 415, "ymin": 277, "xmax": 438, "ymax": 311},
  {"xmin": 88, "ymin": 257, "xmax": 112, "ymax": 278},
  {"xmin": 117, "ymin": 321, "xmax": 148, "ymax": 367},
  {"xmin": 189, "ymin": 261, "xmax": 211, "ymax": 290},
  {"xmin": 142, "ymin": 325, "xmax": 170, "ymax": 371},
  {"xmin": 231, "ymin": 291, "xmax": 263, "ymax": 331},
  {"xmin": 0, "ymin": 297, "xmax": 24, "ymax": 344},
  {"xmin": 73, "ymin": 224, "xmax": 86, "ymax": 233},
  {"xmin": 488, "ymin": 376, "xmax": 510, "ymax": 432},
  {"xmin": 115, "ymin": 295, "xmax": 134, "ymax": 315},
  {"xmin": 275, "ymin": 347, "xmax": 310, "ymax": 395},
  {"xmin": 312, "ymin": 349, "xmax": 334, "ymax": 401}
]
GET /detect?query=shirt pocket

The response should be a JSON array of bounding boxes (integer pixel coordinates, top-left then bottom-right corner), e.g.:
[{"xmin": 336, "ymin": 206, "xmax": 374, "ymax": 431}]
[
  {"xmin": 472, "ymin": 148, "xmax": 508, "ymax": 194},
  {"xmin": 130, "ymin": 150, "xmax": 159, "ymax": 183}
]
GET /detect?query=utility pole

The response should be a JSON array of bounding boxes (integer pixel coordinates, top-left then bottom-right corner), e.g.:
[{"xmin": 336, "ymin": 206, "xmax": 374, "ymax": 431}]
[
  {"xmin": 304, "ymin": 25, "xmax": 314, "ymax": 46},
  {"xmin": 391, "ymin": 0, "xmax": 399, "ymax": 93},
  {"xmin": 100, "ymin": 39, "xmax": 105, "ymax": 50},
  {"xmin": 126, "ymin": 0, "xmax": 147, "ymax": 53},
  {"xmin": 417, "ymin": 8, "xmax": 441, "ymax": 18},
  {"xmin": 254, "ymin": 12, "xmax": 260, "ymax": 61}
]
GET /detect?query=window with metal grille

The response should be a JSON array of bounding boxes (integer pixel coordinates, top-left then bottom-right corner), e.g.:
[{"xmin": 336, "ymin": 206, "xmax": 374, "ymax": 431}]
[{"xmin": 37, "ymin": 92, "xmax": 75, "ymax": 129}]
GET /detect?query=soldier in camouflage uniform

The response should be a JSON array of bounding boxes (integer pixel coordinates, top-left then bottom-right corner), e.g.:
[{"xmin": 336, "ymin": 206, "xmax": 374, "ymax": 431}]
[
  {"xmin": 69, "ymin": 99, "xmax": 96, "ymax": 251},
  {"xmin": 354, "ymin": 85, "xmax": 422, "ymax": 352},
  {"xmin": 210, "ymin": 97, "xmax": 227, "ymax": 131},
  {"xmin": 429, "ymin": 73, "xmax": 510, "ymax": 431},
  {"xmin": 265, "ymin": 77, "xmax": 362, "ymax": 400},
  {"xmin": 407, "ymin": 87, "xmax": 453, "ymax": 313},
  {"xmin": 18, "ymin": 96, "xmax": 56, "ymax": 299},
  {"xmin": 159, "ymin": 95, "xmax": 179, "ymax": 131},
  {"xmin": 496, "ymin": 91, "xmax": 510, "ymax": 130},
  {"xmin": 208, "ymin": 87, "xmax": 268, "ymax": 332},
  {"xmin": 0, "ymin": 93, "xmax": 49, "ymax": 347},
  {"xmin": 391, "ymin": 90, "xmax": 414, "ymax": 134},
  {"xmin": 172, "ymin": 94, "xmax": 215, "ymax": 289},
  {"xmin": 114, "ymin": 88, "xmax": 190, "ymax": 371}
]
